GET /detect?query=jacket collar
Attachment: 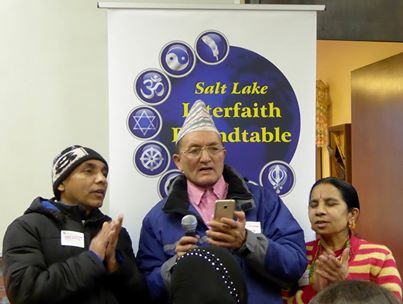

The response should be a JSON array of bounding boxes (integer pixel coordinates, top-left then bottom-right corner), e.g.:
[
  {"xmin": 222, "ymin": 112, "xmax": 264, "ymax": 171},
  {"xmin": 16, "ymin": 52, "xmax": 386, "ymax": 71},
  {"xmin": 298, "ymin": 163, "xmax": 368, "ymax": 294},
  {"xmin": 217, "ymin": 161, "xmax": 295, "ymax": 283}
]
[
  {"xmin": 162, "ymin": 165, "xmax": 255, "ymax": 215},
  {"xmin": 25, "ymin": 197, "xmax": 108, "ymax": 224}
]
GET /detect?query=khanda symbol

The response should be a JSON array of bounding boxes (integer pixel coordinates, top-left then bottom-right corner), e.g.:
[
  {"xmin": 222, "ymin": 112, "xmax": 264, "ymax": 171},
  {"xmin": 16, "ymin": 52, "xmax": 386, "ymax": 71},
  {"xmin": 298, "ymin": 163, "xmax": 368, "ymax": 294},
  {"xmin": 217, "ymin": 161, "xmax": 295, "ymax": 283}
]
[{"xmin": 268, "ymin": 164, "xmax": 287, "ymax": 194}]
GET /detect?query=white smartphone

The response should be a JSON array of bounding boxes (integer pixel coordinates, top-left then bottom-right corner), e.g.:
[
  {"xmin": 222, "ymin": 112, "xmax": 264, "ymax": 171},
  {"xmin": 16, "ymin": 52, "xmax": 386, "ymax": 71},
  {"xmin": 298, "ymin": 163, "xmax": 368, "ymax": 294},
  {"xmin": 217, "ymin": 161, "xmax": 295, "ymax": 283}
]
[{"xmin": 213, "ymin": 199, "xmax": 236, "ymax": 220}]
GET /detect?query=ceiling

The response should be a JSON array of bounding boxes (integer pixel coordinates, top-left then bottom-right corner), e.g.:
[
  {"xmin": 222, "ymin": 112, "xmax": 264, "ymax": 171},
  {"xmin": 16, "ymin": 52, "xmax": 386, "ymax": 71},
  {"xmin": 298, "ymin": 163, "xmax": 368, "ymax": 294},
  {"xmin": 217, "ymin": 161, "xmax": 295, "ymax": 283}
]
[{"xmin": 249, "ymin": 0, "xmax": 403, "ymax": 42}]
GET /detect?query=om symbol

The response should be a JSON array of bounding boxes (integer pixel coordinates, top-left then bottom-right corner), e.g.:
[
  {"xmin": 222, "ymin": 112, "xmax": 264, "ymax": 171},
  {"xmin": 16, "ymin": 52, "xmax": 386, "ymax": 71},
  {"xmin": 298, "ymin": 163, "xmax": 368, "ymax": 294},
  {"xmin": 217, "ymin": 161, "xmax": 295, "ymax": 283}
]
[{"xmin": 140, "ymin": 73, "xmax": 165, "ymax": 99}]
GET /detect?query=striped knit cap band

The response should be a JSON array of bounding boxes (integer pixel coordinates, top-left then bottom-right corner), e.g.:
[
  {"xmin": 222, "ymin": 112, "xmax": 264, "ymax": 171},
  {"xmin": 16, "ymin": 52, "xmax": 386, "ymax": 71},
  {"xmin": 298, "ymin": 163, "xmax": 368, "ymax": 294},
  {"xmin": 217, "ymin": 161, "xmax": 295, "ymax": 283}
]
[{"xmin": 176, "ymin": 100, "xmax": 220, "ymax": 144}]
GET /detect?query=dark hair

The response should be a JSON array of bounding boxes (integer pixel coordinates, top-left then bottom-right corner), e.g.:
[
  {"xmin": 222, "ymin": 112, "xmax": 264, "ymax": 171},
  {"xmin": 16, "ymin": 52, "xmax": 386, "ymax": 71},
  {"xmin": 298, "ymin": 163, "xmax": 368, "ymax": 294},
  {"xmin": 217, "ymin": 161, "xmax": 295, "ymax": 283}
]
[
  {"xmin": 170, "ymin": 246, "xmax": 247, "ymax": 304},
  {"xmin": 309, "ymin": 280, "xmax": 399, "ymax": 304},
  {"xmin": 309, "ymin": 177, "xmax": 360, "ymax": 211}
]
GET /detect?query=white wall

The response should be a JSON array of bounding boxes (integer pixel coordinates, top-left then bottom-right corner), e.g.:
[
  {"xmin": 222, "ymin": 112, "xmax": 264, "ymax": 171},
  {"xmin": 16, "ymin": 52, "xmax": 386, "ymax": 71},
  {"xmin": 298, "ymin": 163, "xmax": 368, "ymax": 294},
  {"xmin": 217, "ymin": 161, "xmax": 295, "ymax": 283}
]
[{"xmin": 0, "ymin": 0, "xmax": 239, "ymax": 254}]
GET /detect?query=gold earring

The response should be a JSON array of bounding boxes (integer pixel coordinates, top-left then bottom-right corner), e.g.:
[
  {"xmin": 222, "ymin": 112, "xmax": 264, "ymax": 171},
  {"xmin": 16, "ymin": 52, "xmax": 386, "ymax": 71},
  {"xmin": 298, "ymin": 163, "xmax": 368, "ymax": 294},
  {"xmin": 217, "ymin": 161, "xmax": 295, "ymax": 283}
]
[{"xmin": 349, "ymin": 220, "xmax": 356, "ymax": 230}]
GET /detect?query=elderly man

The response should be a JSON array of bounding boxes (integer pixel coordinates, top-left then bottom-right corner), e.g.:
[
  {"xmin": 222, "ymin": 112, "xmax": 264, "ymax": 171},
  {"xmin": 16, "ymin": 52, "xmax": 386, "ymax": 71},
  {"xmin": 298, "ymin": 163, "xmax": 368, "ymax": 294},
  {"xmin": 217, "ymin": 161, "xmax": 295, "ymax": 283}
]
[
  {"xmin": 137, "ymin": 100, "xmax": 307, "ymax": 303},
  {"xmin": 3, "ymin": 145, "xmax": 147, "ymax": 304}
]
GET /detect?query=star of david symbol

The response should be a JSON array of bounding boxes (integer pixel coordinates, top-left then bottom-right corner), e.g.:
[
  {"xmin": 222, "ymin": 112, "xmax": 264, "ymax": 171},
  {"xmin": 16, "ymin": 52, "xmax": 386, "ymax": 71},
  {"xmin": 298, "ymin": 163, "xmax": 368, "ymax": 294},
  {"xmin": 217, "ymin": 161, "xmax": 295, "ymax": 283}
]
[{"xmin": 132, "ymin": 110, "xmax": 157, "ymax": 136}]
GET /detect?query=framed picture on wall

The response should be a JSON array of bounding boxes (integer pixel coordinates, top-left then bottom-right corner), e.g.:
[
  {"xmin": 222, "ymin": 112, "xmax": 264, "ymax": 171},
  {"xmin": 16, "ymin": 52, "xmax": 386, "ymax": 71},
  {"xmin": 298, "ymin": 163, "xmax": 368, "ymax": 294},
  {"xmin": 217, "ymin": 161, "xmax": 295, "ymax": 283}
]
[{"xmin": 328, "ymin": 123, "xmax": 351, "ymax": 182}]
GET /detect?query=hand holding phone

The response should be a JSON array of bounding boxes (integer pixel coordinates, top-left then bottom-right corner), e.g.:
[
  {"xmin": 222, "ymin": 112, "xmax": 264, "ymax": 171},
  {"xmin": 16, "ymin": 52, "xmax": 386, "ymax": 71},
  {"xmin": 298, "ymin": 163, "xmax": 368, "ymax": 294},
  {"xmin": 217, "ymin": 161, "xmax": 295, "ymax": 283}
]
[{"xmin": 213, "ymin": 199, "xmax": 236, "ymax": 220}]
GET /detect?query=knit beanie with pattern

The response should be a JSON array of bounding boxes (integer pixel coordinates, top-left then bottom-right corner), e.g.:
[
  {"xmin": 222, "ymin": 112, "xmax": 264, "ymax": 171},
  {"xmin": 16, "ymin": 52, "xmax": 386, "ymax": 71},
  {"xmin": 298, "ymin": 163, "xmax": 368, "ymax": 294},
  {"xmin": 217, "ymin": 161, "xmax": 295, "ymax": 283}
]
[{"xmin": 52, "ymin": 145, "xmax": 108, "ymax": 199}]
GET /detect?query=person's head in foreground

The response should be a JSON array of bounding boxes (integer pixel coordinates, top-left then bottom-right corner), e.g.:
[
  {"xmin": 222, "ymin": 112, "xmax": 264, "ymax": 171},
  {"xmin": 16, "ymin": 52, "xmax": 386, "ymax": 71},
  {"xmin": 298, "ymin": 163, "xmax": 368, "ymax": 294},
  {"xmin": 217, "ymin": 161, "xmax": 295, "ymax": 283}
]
[
  {"xmin": 170, "ymin": 245, "xmax": 247, "ymax": 304},
  {"xmin": 309, "ymin": 280, "xmax": 400, "ymax": 304},
  {"xmin": 52, "ymin": 145, "xmax": 108, "ymax": 213}
]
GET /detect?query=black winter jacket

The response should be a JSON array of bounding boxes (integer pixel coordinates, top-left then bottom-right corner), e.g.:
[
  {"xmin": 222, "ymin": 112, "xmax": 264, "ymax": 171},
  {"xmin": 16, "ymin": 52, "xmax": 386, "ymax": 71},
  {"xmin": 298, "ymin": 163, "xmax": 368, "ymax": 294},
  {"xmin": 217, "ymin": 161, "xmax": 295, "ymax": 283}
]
[{"xmin": 2, "ymin": 197, "xmax": 147, "ymax": 304}]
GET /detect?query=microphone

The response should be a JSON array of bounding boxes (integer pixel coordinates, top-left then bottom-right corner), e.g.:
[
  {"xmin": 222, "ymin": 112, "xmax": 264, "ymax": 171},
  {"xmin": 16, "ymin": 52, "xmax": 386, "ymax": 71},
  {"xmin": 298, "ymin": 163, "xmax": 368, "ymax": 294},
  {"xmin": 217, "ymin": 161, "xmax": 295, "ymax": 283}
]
[{"xmin": 181, "ymin": 214, "xmax": 198, "ymax": 237}]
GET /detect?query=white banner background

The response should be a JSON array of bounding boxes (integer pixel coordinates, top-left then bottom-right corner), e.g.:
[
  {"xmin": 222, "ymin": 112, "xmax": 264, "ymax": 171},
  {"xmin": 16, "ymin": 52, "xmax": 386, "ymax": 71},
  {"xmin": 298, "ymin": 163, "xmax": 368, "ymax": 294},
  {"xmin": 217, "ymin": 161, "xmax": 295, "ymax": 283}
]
[{"xmin": 102, "ymin": 3, "xmax": 323, "ymax": 251}]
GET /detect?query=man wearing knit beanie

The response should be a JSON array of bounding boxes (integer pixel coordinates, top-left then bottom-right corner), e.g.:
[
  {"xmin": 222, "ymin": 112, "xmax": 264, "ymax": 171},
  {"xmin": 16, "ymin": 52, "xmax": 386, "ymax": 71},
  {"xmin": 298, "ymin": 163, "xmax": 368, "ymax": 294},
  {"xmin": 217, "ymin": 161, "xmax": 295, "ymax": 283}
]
[
  {"xmin": 51, "ymin": 145, "xmax": 109, "ymax": 204},
  {"xmin": 3, "ymin": 145, "xmax": 148, "ymax": 304}
]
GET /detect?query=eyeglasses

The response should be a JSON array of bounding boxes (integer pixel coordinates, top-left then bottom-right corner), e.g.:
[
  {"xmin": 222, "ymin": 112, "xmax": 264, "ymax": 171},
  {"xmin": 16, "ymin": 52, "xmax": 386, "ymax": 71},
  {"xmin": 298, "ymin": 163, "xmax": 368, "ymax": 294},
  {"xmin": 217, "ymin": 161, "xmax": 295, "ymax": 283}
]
[{"xmin": 181, "ymin": 145, "xmax": 225, "ymax": 159}]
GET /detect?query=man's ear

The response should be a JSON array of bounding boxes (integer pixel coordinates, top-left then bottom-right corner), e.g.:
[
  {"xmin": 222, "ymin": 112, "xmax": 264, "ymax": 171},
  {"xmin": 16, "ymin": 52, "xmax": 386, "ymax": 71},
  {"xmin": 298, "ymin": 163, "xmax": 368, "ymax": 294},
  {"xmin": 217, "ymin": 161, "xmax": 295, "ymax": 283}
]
[
  {"xmin": 348, "ymin": 207, "xmax": 360, "ymax": 224},
  {"xmin": 173, "ymin": 154, "xmax": 182, "ymax": 171},
  {"xmin": 351, "ymin": 207, "xmax": 360, "ymax": 221},
  {"xmin": 57, "ymin": 183, "xmax": 65, "ymax": 193}
]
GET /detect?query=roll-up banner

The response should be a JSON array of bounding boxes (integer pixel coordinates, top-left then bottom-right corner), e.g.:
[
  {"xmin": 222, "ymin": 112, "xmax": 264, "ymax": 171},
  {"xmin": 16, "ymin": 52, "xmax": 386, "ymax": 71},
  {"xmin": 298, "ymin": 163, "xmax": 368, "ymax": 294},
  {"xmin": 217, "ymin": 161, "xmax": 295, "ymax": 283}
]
[{"xmin": 99, "ymin": 3, "xmax": 325, "ymax": 250}]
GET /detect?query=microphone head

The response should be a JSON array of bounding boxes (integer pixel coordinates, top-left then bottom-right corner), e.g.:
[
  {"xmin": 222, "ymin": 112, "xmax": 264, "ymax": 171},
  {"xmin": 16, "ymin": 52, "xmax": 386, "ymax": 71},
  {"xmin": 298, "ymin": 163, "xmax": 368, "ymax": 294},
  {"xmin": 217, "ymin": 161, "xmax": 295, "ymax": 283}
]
[{"xmin": 181, "ymin": 214, "xmax": 198, "ymax": 236}]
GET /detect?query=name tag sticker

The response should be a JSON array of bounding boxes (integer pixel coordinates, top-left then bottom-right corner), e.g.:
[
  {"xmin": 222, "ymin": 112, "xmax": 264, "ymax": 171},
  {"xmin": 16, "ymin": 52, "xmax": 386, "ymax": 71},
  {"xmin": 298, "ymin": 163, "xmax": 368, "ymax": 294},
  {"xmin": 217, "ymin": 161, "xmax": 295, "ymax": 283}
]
[
  {"xmin": 245, "ymin": 221, "xmax": 261, "ymax": 234},
  {"xmin": 61, "ymin": 230, "xmax": 84, "ymax": 248}
]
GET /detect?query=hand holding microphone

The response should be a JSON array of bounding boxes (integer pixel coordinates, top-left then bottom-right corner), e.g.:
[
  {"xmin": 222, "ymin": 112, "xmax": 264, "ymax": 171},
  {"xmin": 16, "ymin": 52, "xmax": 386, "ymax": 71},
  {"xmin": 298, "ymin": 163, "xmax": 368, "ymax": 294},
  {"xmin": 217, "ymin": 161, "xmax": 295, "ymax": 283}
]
[
  {"xmin": 176, "ymin": 214, "xmax": 199, "ymax": 258},
  {"xmin": 181, "ymin": 214, "xmax": 198, "ymax": 236}
]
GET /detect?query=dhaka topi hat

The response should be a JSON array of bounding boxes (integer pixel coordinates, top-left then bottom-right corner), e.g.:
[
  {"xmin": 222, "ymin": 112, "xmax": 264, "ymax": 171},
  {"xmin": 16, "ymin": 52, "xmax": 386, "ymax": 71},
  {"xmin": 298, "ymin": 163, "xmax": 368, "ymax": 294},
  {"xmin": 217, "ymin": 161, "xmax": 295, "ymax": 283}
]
[
  {"xmin": 175, "ymin": 99, "xmax": 220, "ymax": 144},
  {"xmin": 52, "ymin": 145, "xmax": 108, "ymax": 199}
]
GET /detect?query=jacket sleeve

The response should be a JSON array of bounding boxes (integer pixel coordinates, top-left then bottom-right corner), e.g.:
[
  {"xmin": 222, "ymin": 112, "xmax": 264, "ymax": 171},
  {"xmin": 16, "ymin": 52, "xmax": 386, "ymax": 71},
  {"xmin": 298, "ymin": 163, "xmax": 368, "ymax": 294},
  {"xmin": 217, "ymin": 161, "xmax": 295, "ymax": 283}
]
[
  {"xmin": 2, "ymin": 218, "xmax": 107, "ymax": 304},
  {"xmin": 243, "ymin": 186, "xmax": 308, "ymax": 288},
  {"xmin": 136, "ymin": 214, "xmax": 172, "ymax": 303},
  {"xmin": 106, "ymin": 227, "xmax": 149, "ymax": 303}
]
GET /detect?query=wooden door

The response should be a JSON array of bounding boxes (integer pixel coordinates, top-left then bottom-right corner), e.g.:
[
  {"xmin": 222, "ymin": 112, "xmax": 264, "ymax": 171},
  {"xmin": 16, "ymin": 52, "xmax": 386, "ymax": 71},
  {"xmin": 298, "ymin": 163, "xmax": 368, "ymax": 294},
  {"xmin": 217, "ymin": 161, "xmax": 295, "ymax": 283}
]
[{"xmin": 352, "ymin": 52, "xmax": 403, "ymax": 274}]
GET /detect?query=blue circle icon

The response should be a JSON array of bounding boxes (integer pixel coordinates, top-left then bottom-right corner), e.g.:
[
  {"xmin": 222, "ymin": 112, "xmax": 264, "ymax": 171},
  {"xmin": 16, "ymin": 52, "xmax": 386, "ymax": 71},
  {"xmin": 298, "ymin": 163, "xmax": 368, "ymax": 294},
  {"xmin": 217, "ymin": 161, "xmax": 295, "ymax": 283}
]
[
  {"xmin": 133, "ymin": 141, "xmax": 170, "ymax": 177},
  {"xmin": 157, "ymin": 169, "xmax": 182, "ymax": 198},
  {"xmin": 259, "ymin": 161, "xmax": 295, "ymax": 197},
  {"xmin": 195, "ymin": 30, "xmax": 229, "ymax": 64},
  {"xmin": 127, "ymin": 106, "xmax": 162, "ymax": 140},
  {"xmin": 134, "ymin": 69, "xmax": 171, "ymax": 105},
  {"xmin": 160, "ymin": 41, "xmax": 196, "ymax": 77}
]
